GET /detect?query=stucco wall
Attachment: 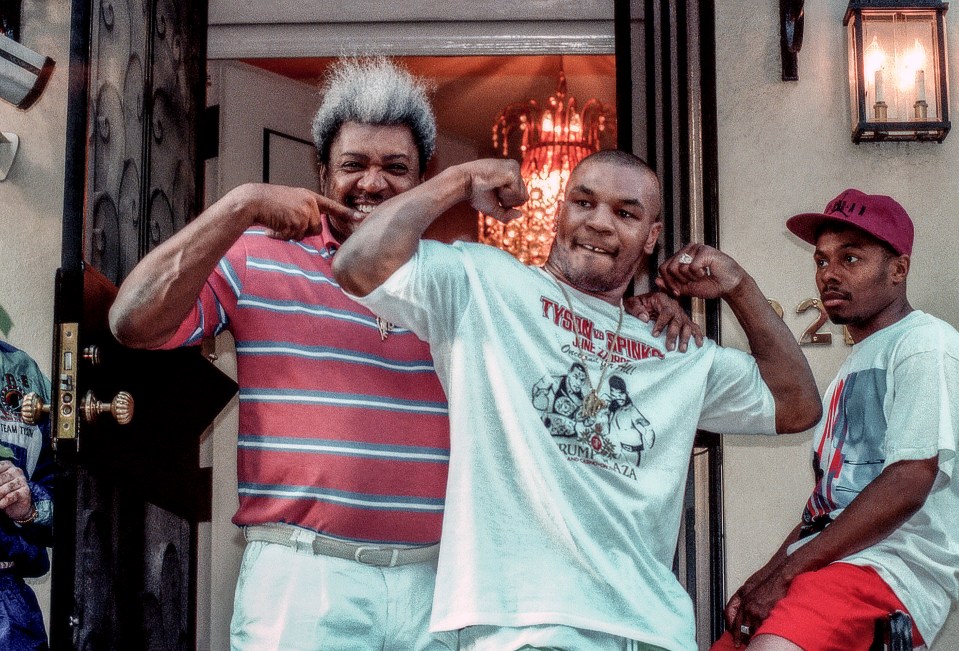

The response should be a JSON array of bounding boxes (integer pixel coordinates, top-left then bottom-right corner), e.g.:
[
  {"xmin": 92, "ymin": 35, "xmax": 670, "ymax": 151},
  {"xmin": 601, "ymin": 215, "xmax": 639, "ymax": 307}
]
[
  {"xmin": 0, "ymin": 0, "xmax": 66, "ymax": 363},
  {"xmin": 0, "ymin": 0, "xmax": 69, "ymax": 634},
  {"xmin": 716, "ymin": 1, "xmax": 959, "ymax": 647}
]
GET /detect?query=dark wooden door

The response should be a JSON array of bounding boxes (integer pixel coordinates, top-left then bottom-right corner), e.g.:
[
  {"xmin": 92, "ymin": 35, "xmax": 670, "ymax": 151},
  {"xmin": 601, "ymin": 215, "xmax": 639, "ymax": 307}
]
[{"xmin": 49, "ymin": 0, "xmax": 236, "ymax": 648}]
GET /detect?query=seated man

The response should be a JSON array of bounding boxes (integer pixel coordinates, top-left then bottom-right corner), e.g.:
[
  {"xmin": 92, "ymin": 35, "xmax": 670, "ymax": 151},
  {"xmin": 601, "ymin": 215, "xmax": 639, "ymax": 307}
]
[
  {"xmin": 712, "ymin": 190, "xmax": 959, "ymax": 651},
  {"xmin": 333, "ymin": 150, "xmax": 821, "ymax": 650}
]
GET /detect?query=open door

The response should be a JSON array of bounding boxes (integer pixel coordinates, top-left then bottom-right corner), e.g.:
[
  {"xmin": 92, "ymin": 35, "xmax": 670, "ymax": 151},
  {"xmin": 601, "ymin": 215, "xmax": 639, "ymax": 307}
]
[{"xmin": 45, "ymin": 0, "xmax": 236, "ymax": 648}]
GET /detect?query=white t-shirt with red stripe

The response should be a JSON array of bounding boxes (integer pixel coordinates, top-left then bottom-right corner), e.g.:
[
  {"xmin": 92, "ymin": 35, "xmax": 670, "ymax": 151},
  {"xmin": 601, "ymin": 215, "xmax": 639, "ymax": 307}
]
[{"xmin": 791, "ymin": 311, "xmax": 959, "ymax": 646}]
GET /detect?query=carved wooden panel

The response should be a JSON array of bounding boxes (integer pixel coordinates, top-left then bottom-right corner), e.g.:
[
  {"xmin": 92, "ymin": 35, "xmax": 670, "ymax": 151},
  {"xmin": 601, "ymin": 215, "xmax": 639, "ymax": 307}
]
[
  {"xmin": 86, "ymin": 0, "xmax": 202, "ymax": 285},
  {"xmin": 146, "ymin": 0, "xmax": 201, "ymax": 257},
  {"xmin": 67, "ymin": 0, "xmax": 207, "ymax": 649},
  {"xmin": 87, "ymin": 0, "xmax": 146, "ymax": 283},
  {"xmin": 71, "ymin": 471, "xmax": 193, "ymax": 650}
]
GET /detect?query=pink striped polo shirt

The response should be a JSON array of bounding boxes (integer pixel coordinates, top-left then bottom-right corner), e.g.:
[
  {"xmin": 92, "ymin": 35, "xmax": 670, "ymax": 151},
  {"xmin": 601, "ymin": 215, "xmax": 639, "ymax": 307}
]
[{"xmin": 160, "ymin": 218, "xmax": 449, "ymax": 545}]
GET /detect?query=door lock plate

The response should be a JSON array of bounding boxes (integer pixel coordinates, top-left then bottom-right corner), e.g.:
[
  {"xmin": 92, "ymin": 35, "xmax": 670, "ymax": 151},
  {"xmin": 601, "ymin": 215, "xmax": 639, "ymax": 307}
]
[{"xmin": 53, "ymin": 322, "xmax": 79, "ymax": 447}]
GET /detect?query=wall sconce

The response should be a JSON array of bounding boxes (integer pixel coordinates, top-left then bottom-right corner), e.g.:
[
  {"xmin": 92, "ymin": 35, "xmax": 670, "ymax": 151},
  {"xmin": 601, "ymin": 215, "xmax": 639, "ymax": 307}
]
[
  {"xmin": 844, "ymin": 0, "xmax": 950, "ymax": 142},
  {"xmin": 781, "ymin": 0, "xmax": 805, "ymax": 81}
]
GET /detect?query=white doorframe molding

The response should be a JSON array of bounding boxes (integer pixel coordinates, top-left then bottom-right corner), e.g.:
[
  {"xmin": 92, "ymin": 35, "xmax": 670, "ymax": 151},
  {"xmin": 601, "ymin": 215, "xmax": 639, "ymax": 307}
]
[{"xmin": 207, "ymin": 20, "xmax": 618, "ymax": 59}]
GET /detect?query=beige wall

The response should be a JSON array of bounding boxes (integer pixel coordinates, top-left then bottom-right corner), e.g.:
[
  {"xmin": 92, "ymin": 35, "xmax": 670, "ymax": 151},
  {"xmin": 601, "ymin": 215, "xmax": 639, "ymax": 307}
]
[
  {"xmin": 0, "ymin": 0, "xmax": 66, "ymax": 362},
  {"xmin": 716, "ymin": 1, "xmax": 959, "ymax": 647},
  {"xmin": 0, "ymin": 0, "xmax": 69, "ymax": 634}
]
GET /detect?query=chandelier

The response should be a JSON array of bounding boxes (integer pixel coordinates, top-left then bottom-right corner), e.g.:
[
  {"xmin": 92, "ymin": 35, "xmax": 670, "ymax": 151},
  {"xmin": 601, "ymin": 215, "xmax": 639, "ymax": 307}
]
[{"xmin": 479, "ymin": 71, "xmax": 616, "ymax": 265}]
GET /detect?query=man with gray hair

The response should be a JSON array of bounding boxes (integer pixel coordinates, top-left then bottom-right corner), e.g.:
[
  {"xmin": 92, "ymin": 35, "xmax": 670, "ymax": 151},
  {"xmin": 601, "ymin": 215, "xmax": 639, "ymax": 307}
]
[{"xmin": 110, "ymin": 58, "xmax": 456, "ymax": 650}]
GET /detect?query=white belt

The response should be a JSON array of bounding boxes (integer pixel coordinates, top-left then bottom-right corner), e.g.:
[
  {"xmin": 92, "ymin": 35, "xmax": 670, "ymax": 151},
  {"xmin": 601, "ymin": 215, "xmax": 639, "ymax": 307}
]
[{"xmin": 243, "ymin": 523, "xmax": 439, "ymax": 567}]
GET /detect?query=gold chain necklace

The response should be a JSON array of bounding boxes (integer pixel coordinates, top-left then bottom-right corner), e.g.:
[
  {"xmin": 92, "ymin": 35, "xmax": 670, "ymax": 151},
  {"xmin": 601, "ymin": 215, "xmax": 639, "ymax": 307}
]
[{"xmin": 552, "ymin": 276, "xmax": 624, "ymax": 418}]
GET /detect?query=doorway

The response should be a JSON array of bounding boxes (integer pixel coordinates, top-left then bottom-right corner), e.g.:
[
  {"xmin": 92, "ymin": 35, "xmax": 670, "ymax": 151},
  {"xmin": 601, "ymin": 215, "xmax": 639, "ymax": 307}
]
[{"xmin": 201, "ymin": 2, "xmax": 723, "ymax": 648}]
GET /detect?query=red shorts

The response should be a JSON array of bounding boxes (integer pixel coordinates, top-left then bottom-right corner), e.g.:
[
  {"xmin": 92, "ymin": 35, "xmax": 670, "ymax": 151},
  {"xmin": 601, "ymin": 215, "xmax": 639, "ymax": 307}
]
[{"xmin": 709, "ymin": 563, "xmax": 923, "ymax": 651}]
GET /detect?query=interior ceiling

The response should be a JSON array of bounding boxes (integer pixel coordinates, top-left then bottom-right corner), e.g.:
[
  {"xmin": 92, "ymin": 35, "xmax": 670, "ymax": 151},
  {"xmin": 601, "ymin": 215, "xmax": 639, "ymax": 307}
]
[{"xmin": 244, "ymin": 54, "xmax": 617, "ymax": 162}]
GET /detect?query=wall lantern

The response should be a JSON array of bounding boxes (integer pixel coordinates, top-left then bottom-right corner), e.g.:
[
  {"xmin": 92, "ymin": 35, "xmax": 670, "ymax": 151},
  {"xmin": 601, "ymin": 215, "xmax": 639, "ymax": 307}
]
[{"xmin": 844, "ymin": 0, "xmax": 950, "ymax": 143}]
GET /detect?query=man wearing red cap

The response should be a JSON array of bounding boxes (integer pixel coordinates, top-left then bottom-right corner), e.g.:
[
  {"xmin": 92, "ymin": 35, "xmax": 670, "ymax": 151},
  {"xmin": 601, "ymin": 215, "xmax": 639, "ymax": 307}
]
[{"xmin": 712, "ymin": 189, "xmax": 959, "ymax": 651}]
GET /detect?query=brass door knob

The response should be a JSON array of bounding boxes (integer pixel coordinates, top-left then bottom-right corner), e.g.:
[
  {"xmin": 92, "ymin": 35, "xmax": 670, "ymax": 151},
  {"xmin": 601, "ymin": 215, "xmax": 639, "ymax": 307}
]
[
  {"xmin": 20, "ymin": 392, "xmax": 49, "ymax": 425},
  {"xmin": 80, "ymin": 391, "xmax": 134, "ymax": 425}
]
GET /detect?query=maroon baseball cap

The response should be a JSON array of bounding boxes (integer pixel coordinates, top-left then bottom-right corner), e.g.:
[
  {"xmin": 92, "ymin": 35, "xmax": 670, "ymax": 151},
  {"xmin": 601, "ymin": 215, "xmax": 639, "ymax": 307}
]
[{"xmin": 786, "ymin": 189, "xmax": 914, "ymax": 255}]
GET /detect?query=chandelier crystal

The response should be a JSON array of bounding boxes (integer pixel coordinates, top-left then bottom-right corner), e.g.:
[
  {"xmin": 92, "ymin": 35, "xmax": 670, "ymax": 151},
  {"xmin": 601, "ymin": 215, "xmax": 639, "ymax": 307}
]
[{"xmin": 479, "ymin": 71, "xmax": 616, "ymax": 265}]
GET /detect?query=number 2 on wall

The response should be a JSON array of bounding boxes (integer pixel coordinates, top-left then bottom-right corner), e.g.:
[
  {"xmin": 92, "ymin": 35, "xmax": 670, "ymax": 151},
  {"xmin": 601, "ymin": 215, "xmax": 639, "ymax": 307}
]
[
  {"xmin": 796, "ymin": 298, "xmax": 832, "ymax": 345},
  {"xmin": 767, "ymin": 298, "xmax": 852, "ymax": 346}
]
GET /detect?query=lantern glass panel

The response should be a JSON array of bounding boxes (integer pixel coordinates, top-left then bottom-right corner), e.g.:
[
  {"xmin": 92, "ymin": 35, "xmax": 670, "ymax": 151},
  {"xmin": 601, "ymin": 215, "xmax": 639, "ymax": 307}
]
[
  {"xmin": 860, "ymin": 10, "xmax": 940, "ymax": 122},
  {"xmin": 849, "ymin": 19, "xmax": 861, "ymax": 128}
]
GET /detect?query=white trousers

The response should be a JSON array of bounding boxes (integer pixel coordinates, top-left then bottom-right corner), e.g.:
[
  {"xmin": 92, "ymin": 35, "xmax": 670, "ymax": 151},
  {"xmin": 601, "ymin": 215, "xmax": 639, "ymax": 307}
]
[
  {"xmin": 458, "ymin": 624, "xmax": 668, "ymax": 651},
  {"xmin": 230, "ymin": 539, "xmax": 457, "ymax": 651}
]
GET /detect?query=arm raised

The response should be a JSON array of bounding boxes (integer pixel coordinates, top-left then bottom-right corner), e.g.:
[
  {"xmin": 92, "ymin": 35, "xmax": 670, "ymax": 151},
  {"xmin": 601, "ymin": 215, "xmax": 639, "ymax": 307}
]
[
  {"xmin": 109, "ymin": 183, "xmax": 359, "ymax": 349},
  {"xmin": 656, "ymin": 243, "xmax": 821, "ymax": 433},
  {"xmin": 333, "ymin": 159, "xmax": 527, "ymax": 297}
]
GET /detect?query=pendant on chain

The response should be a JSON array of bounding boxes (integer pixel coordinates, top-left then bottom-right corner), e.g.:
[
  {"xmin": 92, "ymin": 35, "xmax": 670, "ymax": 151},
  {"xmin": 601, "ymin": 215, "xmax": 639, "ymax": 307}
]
[
  {"xmin": 582, "ymin": 390, "xmax": 607, "ymax": 418},
  {"xmin": 376, "ymin": 316, "xmax": 394, "ymax": 341},
  {"xmin": 549, "ymin": 273, "xmax": 624, "ymax": 421}
]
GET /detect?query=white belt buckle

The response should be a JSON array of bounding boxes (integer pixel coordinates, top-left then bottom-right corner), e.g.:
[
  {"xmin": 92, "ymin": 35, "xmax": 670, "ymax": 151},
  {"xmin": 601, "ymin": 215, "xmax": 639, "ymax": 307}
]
[{"xmin": 354, "ymin": 546, "xmax": 398, "ymax": 567}]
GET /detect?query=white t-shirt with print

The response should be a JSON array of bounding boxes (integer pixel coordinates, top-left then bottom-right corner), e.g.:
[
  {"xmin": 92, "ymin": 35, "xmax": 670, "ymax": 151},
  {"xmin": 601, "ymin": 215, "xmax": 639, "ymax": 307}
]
[
  {"xmin": 352, "ymin": 241, "xmax": 778, "ymax": 651},
  {"xmin": 790, "ymin": 311, "xmax": 959, "ymax": 645}
]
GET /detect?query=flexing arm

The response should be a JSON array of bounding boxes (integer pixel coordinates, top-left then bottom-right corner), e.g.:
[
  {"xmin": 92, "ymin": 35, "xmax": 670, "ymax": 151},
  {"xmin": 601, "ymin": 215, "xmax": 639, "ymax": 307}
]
[
  {"xmin": 333, "ymin": 159, "xmax": 527, "ymax": 297},
  {"xmin": 657, "ymin": 244, "xmax": 821, "ymax": 433},
  {"xmin": 110, "ymin": 183, "xmax": 360, "ymax": 348},
  {"xmin": 729, "ymin": 457, "xmax": 938, "ymax": 645}
]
